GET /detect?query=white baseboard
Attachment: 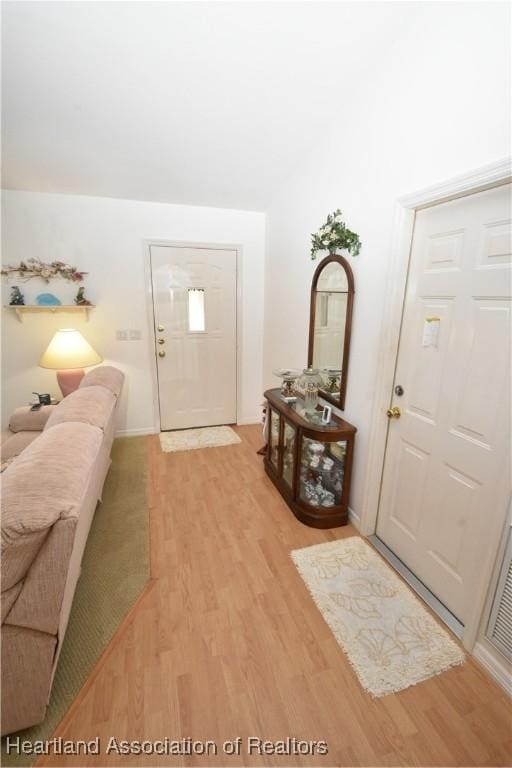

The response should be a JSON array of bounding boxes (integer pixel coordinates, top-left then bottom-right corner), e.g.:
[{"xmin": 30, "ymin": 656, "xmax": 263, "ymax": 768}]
[
  {"xmin": 348, "ymin": 506, "xmax": 361, "ymax": 531},
  {"xmin": 116, "ymin": 421, "xmax": 260, "ymax": 437},
  {"xmin": 116, "ymin": 422, "xmax": 261, "ymax": 435},
  {"xmin": 473, "ymin": 640, "xmax": 512, "ymax": 697},
  {"xmin": 115, "ymin": 427, "xmax": 158, "ymax": 437}
]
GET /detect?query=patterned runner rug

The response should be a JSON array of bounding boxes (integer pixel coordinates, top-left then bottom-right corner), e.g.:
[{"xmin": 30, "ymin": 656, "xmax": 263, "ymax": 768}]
[{"xmin": 291, "ymin": 536, "xmax": 465, "ymax": 696}]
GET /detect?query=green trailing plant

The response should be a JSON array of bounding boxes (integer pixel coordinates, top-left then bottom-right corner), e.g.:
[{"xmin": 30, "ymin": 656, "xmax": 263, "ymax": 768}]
[{"xmin": 310, "ymin": 209, "xmax": 362, "ymax": 260}]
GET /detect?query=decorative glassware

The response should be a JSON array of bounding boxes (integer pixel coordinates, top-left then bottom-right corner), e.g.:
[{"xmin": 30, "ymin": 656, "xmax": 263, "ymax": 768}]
[
  {"xmin": 299, "ymin": 437, "xmax": 346, "ymax": 508},
  {"xmin": 298, "ymin": 368, "xmax": 323, "ymax": 414},
  {"xmin": 321, "ymin": 368, "xmax": 341, "ymax": 394},
  {"xmin": 270, "ymin": 410, "xmax": 280, "ymax": 468},
  {"xmin": 282, "ymin": 420, "xmax": 295, "ymax": 487},
  {"xmin": 272, "ymin": 368, "xmax": 301, "ymax": 398}
]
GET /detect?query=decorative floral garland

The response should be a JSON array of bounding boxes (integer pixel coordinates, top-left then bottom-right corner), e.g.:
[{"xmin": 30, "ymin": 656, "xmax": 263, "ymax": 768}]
[
  {"xmin": 1, "ymin": 258, "xmax": 87, "ymax": 283},
  {"xmin": 311, "ymin": 209, "xmax": 362, "ymax": 260}
]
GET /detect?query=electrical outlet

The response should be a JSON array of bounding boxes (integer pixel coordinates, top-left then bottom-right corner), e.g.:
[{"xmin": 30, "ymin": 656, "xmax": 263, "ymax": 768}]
[
  {"xmin": 129, "ymin": 329, "xmax": 142, "ymax": 341},
  {"xmin": 116, "ymin": 330, "xmax": 128, "ymax": 341}
]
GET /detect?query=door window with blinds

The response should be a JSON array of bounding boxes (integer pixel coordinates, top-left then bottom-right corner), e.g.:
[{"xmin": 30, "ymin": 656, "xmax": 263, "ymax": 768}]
[
  {"xmin": 150, "ymin": 244, "xmax": 237, "ymax": 431},
  {"xmin": 188, "ymin": 288, "xmax": 206, "ymax": 332}
]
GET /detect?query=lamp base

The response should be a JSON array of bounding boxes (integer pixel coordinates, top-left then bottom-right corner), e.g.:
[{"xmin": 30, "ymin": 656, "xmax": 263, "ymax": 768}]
[{"xmin": 57, "ymin": 369, "xmax": 85, "ymax": 397}]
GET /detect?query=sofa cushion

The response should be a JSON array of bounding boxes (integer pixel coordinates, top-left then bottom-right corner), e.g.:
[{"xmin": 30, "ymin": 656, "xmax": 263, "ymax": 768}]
[
  {"xmin": 79, "ymin": 365, "xmax": 124, "ymax": 397},
  {"xmin": 44, "ymin": 385, "xmax": 115, "ymax": 433},
  {"xmin": 1, "ymin": 431, "xmax": 40, "ymax": 463},
  {"xmin": 1, "ymin": 422, "xmax": 102, "ymax": 592},
  {"xmin": 9, "ymin": 405, "xmax": 56, "ymax": 433}
]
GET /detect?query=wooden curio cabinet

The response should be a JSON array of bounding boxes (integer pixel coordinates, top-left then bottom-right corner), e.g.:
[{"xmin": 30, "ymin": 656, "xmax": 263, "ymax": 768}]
[{"xmin": 264, "ymin": 388, "xmax": 356, "ymax": 528}]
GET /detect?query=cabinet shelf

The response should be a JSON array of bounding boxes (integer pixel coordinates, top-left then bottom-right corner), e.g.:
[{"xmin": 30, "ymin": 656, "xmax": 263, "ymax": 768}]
[
  {"xmin": 4, "ymin": 305, "xmax": 95, "ymax": 323},
  {"xmin": 264, "ymin": 388, "xmax": 356, "ymax": 529}
]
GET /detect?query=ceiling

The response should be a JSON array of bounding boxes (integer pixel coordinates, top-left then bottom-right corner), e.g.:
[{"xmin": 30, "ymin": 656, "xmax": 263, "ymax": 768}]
[{"xmin": 3, "ymin": 2, "xmax": 414, "ymax": 211}]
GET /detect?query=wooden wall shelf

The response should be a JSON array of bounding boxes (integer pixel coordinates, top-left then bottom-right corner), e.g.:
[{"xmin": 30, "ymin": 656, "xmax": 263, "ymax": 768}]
[{"xmin": 4, "ymin": 305, "xmax": 95, "ymax": 323}]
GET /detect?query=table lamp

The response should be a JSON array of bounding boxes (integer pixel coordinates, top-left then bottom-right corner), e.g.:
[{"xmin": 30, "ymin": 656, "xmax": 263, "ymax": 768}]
[{"xmin": 39, "ymin": 328, "xmax": 102, "ymax": 397}]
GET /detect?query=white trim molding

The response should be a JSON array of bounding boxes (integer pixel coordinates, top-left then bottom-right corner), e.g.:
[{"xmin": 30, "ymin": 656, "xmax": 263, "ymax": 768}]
[
  {"xmin": 473, "ymin": 640, "xmax": 512, "ymax": 698},
  {"xmin": 401, "ymin": 157, "xmax": 512, "ymax": 210},
  {"xmin": 115, "ymin": 427, "xmax": 158, "ymax": 437},
  {"xmin": 359, "ymin": 157, "xmax": 512, "ymax": 651},
  {"xmin": 237, "ymin": 416, "xmax": 262, "ymax": 426},
  {"xmin": 348, "ymin": 506, "xmax": 361, "ymax": 531}
]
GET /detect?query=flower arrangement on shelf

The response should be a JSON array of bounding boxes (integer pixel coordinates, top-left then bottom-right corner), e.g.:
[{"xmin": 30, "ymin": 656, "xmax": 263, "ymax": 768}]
[
  {"xmin": 1, "ymin": 258, "xmax": 87, "ymax": 283},
  {"xmin": 310, "ymin": 209, "xmax": 362, "ymax": 260}
]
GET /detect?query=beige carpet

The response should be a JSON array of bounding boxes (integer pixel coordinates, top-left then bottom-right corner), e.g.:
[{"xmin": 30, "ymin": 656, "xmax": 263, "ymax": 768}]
[
  {"xmin": 292, "ymin": 536, "xmax": 465, "ymax": 697},
  {"xmin": 1, "ymin": 437, "xmax": 150, "ymax": 767},
  {"xmin": 159, "ymin": 425, "xmax": 241, "ymax": 452}
]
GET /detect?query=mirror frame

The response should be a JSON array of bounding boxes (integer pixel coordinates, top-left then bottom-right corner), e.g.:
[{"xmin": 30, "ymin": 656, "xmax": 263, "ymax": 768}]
[{"xmin": 307, "ymin": 254, "xmax": 355, "ymax": 411}]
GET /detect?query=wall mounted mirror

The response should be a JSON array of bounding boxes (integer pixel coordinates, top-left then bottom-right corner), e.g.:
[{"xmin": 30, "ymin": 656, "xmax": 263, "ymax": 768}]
[{"xmin": 308, "ymin": 254, "xmax": 354, "ymax": 410}]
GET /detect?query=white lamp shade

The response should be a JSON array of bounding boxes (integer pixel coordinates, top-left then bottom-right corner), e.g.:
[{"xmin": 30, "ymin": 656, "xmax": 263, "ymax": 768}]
[{"xmin": 39, "ymin": 329, "xmax": 102, "ymax": 370}]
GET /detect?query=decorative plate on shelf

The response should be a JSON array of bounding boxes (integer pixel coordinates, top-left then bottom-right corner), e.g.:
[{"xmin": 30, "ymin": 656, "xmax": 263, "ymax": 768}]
[{"xmin": 35, "ymin": 293, "xmax": 62, "ymax": 306}]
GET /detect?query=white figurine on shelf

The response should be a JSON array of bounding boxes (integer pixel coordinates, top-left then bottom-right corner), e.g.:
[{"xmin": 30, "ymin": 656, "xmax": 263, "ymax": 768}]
[{"xmin": 315, "ymin": 480, "xmax": 325, "ymax": 496}]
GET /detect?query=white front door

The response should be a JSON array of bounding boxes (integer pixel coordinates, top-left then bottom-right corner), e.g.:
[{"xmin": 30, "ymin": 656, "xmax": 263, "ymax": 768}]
[
  {"xmin": 150, "ymin": 244, "xmax": 237, "ymax": 430},
  {"xmin": 376, "ymin": 184, "xmax": 511, "ymax": 625}
]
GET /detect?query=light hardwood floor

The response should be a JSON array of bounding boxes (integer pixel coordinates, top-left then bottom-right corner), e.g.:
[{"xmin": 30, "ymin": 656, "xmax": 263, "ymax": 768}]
[{"xmin": 38, "ymin": 426, "xmax": 512, "ymax": 767}]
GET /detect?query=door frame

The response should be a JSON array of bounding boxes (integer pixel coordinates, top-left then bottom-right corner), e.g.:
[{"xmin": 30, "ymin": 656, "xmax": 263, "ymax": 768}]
[
  {"xmin": 359, "ymin": 157, "xmax": 512, "ymax": 650},
  {"xmin": 143, "ymin": 239, "xmax": 243, "ymax": 431}
]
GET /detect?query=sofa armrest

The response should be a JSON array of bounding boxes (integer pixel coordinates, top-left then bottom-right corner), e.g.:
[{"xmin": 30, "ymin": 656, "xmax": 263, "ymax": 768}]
[
  {"xmin": 3, "ymin": 518, "xmax": 76, "ymax": 635},
  {"xmin": 1, "ymin": 431, "xmax": 40, "ymax": 464},
  {"xmin": 9, "ymin": 405, "xmax": 56, "ymax": 433}
]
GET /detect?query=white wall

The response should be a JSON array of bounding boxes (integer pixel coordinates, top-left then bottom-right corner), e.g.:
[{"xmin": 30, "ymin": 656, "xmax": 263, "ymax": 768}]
[
  {"xmin": 263, "ymin": 2, "xmax": 511, "ymax": 523},
  {"xmin": 1, "ymin": 191, "xmax": 265, "ymax": 433}
]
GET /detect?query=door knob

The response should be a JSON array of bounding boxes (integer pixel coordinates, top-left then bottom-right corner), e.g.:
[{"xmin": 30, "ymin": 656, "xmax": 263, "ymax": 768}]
[
  {"xmin": 157, "ymin": 338, "xmax": 165, "ymax": 345},
  {"xmin": 158, "ymin": 350, "xmax": 166, "ymax": 358},
  {"xmin": 157, "ymin": 324, "xmax": 165, "ymax": 332},
  {"xmin": 386, "ymin": 406, "xmax": 401, "ymax": 419}
]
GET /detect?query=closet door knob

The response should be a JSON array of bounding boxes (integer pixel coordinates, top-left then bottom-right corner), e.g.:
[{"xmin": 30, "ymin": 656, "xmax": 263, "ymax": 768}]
[{"xmin": 158, "ymin": 350, "xmax": 166, "ymax": 358}]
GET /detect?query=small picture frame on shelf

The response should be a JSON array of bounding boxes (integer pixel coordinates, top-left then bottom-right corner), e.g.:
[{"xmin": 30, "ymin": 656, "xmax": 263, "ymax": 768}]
[{"xmin": 321, "ymin": 405, "xmax": 332, "ymax": 424}]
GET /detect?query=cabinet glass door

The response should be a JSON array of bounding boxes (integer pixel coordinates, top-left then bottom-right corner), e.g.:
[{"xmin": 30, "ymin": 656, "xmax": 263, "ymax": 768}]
[
  {"xmin": 269, "ymin": 409, "xmax": 281, "ymax": 470},
  {"xmin": 282, "ymin": 420, "xmax": 296, "ymax": 488},
  {"xmin": 299, "ymin": 437, "xmax": 347, "ymax": 508}
]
